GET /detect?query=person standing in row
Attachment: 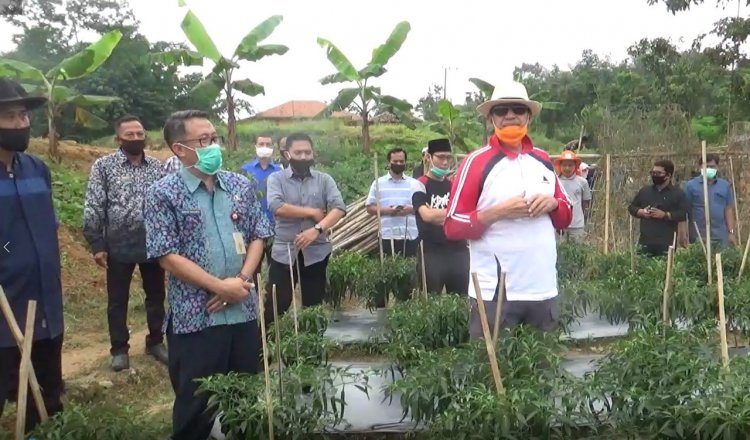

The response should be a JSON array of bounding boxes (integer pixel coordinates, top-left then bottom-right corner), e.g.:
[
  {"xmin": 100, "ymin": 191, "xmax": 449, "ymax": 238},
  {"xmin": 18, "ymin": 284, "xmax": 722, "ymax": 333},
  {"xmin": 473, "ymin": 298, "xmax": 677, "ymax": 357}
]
[
  {"xmin": 0, "ymin": 77, "xmax": 65, "ymax": 434},
  {"xmin": 685, "ymin": 154, "xmax": 736, "ymax": 250},
  {"xmin": 144, "ymin": 110, "xmax": 272, "ymax": 440},
  {"xmin": 366, "ymin": 147, "xmax": 420, "ymax": 257},
  {"xmin": 278, "ymin": 136, "xmax": 289, "ymax": 169},
  {"xmin": 554, "ymin": 150, "xmax": 591, "ymax": 242},
  {"xmin": 83, "ymin": 115, "xmax": 168, "ymax": 372},
  {"xmin": 241, "ymin": 134, "xmax": 282, "ymax": 286},
  {"xmin": 266, "ymin": 132, "xmax": 346, "ymax": 324},
  {"xmin": 444, "ymin": 81, "xmax": 572, "ymax": 339},
  {"xmin": 413, "ymin": 138, "xmax": 469, "ymax": 295},
  {"xmin": 628, "ymin": 160, "xmax": 688, "ymax": 257},
  {"xmin": 164, "ymin": 153, "xmax": 182, "ymax": 174},
  {"xmin": 412, "ymin": 146, "xmax": 429, "ymax": 179}
]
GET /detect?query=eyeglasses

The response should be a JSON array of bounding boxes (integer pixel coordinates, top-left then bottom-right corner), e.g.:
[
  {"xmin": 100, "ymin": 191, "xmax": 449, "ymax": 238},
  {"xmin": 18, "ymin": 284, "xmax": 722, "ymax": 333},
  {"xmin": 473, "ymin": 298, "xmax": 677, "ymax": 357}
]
[
  {"xmin": 491, "ymin": 105, "xmax": 529, "ymax": 117},
  {"xmin": 176, "ymin": 135, "xmax": 224, "ymax": 147},
  {"xmin": 431, "ymin": 154, "xmax": 454, "ymax": 161}
]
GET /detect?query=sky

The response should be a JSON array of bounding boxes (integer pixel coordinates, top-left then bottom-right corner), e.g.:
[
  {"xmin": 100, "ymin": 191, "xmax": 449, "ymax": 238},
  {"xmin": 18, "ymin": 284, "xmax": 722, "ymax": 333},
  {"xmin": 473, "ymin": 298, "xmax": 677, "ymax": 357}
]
[{"xmin": 0, "ymin": 0, "xmax": 743, "ymax": 114}]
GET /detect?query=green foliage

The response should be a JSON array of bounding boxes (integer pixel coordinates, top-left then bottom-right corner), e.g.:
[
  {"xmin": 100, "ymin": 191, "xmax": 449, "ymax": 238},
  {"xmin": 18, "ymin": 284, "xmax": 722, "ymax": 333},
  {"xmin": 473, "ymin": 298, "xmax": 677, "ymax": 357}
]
[
  {"xmin": 30, "ymin": 402, "xmax": 164, "ymax": 439},
  {"xmin": 268, "ymin": 332, "xmax": 337, "ymax": 367},
  {"xmin": 384, "ymin": 295, "xmax": 470, "ymax": 366},
  {"xmin": 358, "ymin": 255, "xmax": 417, "ymax": 308},
  {"xmin": 48, "ymin": 161, "xmax": 87, "ymax": 228},
  {"xmin": 326, "ymin": 250, "xmax": 370, "ymax": 307}
]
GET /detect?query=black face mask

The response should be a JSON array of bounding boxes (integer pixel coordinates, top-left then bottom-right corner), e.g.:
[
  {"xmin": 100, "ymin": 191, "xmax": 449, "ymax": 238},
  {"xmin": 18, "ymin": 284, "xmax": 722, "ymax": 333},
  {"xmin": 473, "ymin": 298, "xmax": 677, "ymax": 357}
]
[
  {"xmin": 651, "ymin": 175, "xmax": 668, "ymax": 185},
  {"xmin": 390, "ymin": 163, "xmax": 406, "ymax": 175},
  {"xmin": 289, "ymin": 158, "xmax": 314, "ymax": 175},
  {"xmin": 0, "ymin": 126, "xmax": 31, "ymax": 152},
  {"xmin": 119, "ymin": 139, "xmax": 146, "ymax": 156}
]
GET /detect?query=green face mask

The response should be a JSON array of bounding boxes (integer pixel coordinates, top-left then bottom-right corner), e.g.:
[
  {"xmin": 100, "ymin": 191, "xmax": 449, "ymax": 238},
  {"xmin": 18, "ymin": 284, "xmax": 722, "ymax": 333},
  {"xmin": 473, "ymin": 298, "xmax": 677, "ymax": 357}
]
[
  {"xmin": 705, "ymin": 167, "xmax": 718, "ymax": 180},
  {"xmin": 187, "ymin": 143, "xmax": 223, "ymax": 175},
  {"xmin": 431, "ymin": 167, "xmax": 449, "ymax": 179}
]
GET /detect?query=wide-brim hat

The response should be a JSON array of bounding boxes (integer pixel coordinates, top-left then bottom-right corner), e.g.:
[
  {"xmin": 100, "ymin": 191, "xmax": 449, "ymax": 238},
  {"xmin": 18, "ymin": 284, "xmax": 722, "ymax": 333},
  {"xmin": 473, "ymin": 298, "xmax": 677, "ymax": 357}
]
[
  {"xmin": 477, "ymin": 81, "xmax": 541, "ymax": 118},
  {"xmin": 0, "ymin": 77, "xmax": 47, "ymax": 110},
  {"xmin": 554, "ymin": 150, "xmax": 582, "ymax": 167}
]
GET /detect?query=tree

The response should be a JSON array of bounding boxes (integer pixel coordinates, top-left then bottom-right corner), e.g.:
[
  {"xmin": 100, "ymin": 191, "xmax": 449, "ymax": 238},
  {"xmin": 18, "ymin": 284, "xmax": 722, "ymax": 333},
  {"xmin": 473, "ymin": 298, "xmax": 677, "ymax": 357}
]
[
  {"xmin": 0, "ymin": 31, "xmax": 123, "ymax": 157},
  {"xmin": 317, "ymin": 21, "xmax": 414, "ymax": 153},
  {"xmin": 152, "ymin": 8, "xmax": 288, "ymax": 151},
  {"xmin": 416, "ymin": 84, "xmax": 443, "ymax": 122},
  {"xmin": 428, "ymin": 100, "xmax": 483, "ymax": 152}
]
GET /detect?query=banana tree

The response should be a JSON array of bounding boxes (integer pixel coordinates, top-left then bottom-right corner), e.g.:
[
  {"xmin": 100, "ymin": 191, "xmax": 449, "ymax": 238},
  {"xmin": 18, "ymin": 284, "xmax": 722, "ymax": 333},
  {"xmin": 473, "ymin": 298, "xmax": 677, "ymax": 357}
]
[
  {"xmin": 317, "ymin": 21, "xmax": 413, "ymax": 153},
  {"xmin": 151, "ymin": 8, "xmax": 288, "ymax": 151},
  {"xmin": 428, "ymin": 100, "xmax": 483, "ymax": 152},
  {"xmin": 0, "ymin": 30, "xmax": 122, "ymax": 157}
]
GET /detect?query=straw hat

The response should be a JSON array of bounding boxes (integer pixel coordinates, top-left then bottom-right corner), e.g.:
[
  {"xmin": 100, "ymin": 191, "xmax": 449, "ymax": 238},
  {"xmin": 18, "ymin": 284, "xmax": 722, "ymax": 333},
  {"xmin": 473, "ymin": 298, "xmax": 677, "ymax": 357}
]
[{"xmin": 477, "ymin": 81, "xmax": 541, "ymax": 118}]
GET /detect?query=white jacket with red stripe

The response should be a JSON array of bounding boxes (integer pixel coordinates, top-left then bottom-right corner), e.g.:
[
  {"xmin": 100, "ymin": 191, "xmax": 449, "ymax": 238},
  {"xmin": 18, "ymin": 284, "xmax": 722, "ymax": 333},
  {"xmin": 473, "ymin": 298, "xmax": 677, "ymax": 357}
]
[{"xmin": 444, "ymin": 136, "xmax": 573, "ymax": 302}]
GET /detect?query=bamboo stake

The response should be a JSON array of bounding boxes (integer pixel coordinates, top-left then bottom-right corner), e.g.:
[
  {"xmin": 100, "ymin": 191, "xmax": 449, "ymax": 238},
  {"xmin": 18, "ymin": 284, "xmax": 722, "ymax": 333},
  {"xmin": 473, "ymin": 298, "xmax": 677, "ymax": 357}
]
[
  {"xmin": 271, "ymin": 285, "xmax": 283, "ymax": 397},
  {"xmin": 373, "ymin": 153, "xmax": 384, "ymax": 264},
  {"xmin": 420, "ymin": 241, "xmax": 427, "ymax": 298},
  {"xmin": 729, "ymin": 157, "xmax": 742, "ymax": 247},
  {"xmin": 694, "ymin": 221, "xmax": 708, "ymax": 257},
  {"xmin": 492, "ymin": 272, "xmax": 506, "ymax": 345},
  {"xmin": 738, "ymin": 226, "xmax": 750, "ymax": 281},
  {"xmin": 577, "ymin": 125, "xmax": 585, "ymax": 151},
  {"xmin": 256, "ymin": 276, "xmax": 275, "ymax": 440},
  {"xmin": 471, "ymin": 272, "xmax": 505, "ymax": 395},
  {"xmin": 390, "ymin": 228, "xmax": 395, "ymax": 257},
  {"xmin": 662, "ymin": 246, "xmax": 675, "ymax": 325},
  {"xmin": 286, "ymin": 245, "xmax": 300, "ymax": 360},
  {"xmin": 629, "ymin": 215, "xmax": 635, "ymax": 273},
  {"xmin": 702, "ymin": 141, "xmax": 713, "ymax": 285},
  {"xmin": 604, "ymin": 154, "xmax": 611, "ymax": 254},
  {"xmin": 16, "ymin": 301, "xmax": 36, "ymax": 440},
  {"xmin": 716, "ymin": 254, "xmax": 730, "ymax": 371},
  {"xmin": 403, "ymin": 216, "xmax": 408, "ymax": 255},
  {"xmin": 0, "ymin": 287, "xmax": 47, "ymax": 422}
]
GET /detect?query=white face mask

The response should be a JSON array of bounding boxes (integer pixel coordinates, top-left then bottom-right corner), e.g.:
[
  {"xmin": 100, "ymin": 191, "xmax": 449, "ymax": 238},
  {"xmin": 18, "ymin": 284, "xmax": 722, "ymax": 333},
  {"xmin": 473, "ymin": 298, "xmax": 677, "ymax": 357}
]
[{"xmin": 256, "ymin": 146, "xmax": 273, "ymax": 158}]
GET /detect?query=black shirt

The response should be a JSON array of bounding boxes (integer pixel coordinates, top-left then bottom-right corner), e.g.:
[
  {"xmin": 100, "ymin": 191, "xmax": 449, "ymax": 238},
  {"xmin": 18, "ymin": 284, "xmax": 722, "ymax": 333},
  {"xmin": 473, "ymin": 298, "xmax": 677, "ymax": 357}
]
[
  {"xmin": 413, "ymin": 175, "xmax": 467, "ymax": 249},
  {"xmin": 412, "ymin": 162, "xmax": 425, "ymax": 179},
  {"xmin": 628, "ymin": 184, "xmax": 688, "ymax": 247}
]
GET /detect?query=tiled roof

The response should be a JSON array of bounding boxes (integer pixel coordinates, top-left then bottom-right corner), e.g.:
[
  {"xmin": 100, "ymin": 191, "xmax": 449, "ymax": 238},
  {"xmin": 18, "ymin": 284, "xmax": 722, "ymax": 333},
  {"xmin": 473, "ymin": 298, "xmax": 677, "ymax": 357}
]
[{"xmin": 256, "ymin": 100, "xmax": 326, "ymax": 119}]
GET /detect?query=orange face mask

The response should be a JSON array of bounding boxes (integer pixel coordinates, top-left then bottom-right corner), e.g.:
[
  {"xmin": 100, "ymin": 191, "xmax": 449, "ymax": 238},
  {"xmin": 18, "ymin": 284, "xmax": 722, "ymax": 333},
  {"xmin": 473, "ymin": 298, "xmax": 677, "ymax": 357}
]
[{"xmin": 494, "ymin": 125, "xmax": 528, "ymax": 145}]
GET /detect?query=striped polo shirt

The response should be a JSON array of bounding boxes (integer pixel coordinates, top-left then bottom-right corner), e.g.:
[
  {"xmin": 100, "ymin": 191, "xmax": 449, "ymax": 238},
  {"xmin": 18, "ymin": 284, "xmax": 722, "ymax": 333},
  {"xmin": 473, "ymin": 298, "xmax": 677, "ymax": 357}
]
[{"xmin": 366, "ymin": 173, "xmax": 420, "ymax": 240}]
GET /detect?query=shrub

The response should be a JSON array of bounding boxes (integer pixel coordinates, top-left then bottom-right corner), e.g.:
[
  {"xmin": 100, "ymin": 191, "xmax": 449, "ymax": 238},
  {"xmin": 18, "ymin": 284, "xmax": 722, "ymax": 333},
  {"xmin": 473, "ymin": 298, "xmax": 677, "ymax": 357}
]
[{"xmin": 30, "ymin": 403, "xmax": 164, "ymax": 440}]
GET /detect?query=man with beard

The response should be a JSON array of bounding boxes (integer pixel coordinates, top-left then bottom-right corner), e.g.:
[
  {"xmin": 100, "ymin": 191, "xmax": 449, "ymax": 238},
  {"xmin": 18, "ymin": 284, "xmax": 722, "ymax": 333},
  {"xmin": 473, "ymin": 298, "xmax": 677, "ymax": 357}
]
[
  {"xmin": 84, "ymin": 115, "xmax": 168, "ymax": 371},
  {"xmin": 265, "ymin": 132, "xmax": 346, "ymax": 323},
  {"xmin": 413, "ymin": 138, "xmax": 469, "ymax": 295},
  {"xmin": 366, "ymin": 147, "xmax": 420, "ymax": 257},
  {"xmin": 0, "ymin": 77, "xmax": 64, "ymax": 433}
]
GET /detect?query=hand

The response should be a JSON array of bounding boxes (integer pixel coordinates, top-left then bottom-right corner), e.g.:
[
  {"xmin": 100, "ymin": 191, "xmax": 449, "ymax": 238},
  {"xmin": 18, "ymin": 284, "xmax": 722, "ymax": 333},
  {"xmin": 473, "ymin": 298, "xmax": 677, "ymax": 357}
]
[
  {"xmin": 497, "ymin": 195, "xmax": 531, "ymax": 220},
  {"xmin": 295, "ymin": 228, "xmax": 320, "ymax": 250},
  {"xmin": 649, "ymin": 208, "xmax": 667, "ymax": 220},
  {"xmin": 308, "ymin": 208, "xmax": 326, "ymax": 223},
  {"xmin": 637, "ymin": 209, "xmax": 652, "ymax": 218},
  {"xmin": 93, "ymin": 251, "xmax": 108, "ymax": 269},
  {"xmin": 213, "ymin": 277, "xmax": 253, "ymax": 305},
  {"xmin": 399, "ymin": 205, "xmax": 414, "ymax": 216},
  {"xmin": 526, "ymin": 194, "xmax": 559, "ymax": 218}
]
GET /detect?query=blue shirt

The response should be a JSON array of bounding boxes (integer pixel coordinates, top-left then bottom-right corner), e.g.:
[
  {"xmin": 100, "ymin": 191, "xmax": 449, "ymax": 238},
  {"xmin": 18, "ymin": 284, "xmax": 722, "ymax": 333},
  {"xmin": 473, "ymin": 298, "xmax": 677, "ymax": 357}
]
[
  {"xmin": 241, "ymin": 159, "xmax": 281, "ymax": 226},
  {"xmin": 0, "ymin": 153, "xmax": 63, "ymax": 347},
  {"xmin": 366, "ymin": 173, "xmax": 420, "ymax": 240},
  {"xmin": 144, "ymin": 168, "xmax": 273, "ymax": 335},
  {"xmin": 684, "ymin": 176, "xmax": 734, "ymax": 247}
]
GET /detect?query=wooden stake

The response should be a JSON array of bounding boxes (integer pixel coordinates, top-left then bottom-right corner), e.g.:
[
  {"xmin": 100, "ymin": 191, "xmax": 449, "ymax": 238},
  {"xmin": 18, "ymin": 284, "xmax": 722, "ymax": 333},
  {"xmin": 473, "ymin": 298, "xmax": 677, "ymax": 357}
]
[
  {"xmin": 738, "ymin": 225, "xmax": 750, "ymax": 281},
  {"xmin": 716, "ymin": 254, "xmax": 730, "ymax": 371},
  {"xmin": 0, "ymin": 287, "xmax": 47, "ymax": 422},
  {"xmin": 373, "ymin": 153, "xmax": 384, "ymax": 264},
  {"xmin": 629, "ymin": 215, "xmax": 635, "ymax": 273},
  {"xmin": 694, "ymin": 221, "xmax": 708, "ymax": 257},
  {"xmin": 492, "ymin": 272, "xmax": 506, "ymax": 345},
  {"xmin": 729, "ymin": 157, "xmax": 742, "ymax": 247},
  {"xmin": 256, "ymin": 276, "xmax": 275, "ymax": 440},
  {"xmin": 403, "ymin": 216, "xmax": 409, "ymax": 255},
  {"xmin": 577, "ymin": 125, "xmax": 585, "ymax": 151},
  {"xmin": 604, "ymin": 154, "xmax": 611, "ymax": 254},
  {"xmin": 662, "ymin": 246, "xmax": 674, "ymax": 325},
  {"xmin": 390, "ymin": 228, "xmax": 395, "ymax": 257},
  {"xmin": 420, "ymin": 241, "xmax": 427, "ymax": 298},
  {"xmin": 285, "ymin": 245, "xmax": 300, "ymax": 360},
  {"xmin": 470, "ymin": 272, "xmax": 505, "ymax": 395},
  {"xmin": 271, "ymin": 284, "xmax": 283, "ymax": 397},
  {"xmin": 702, "ymin": 141, "xmax": 713, "ymax": 285},
  {"xmin": 16, "ymin": 301, "xmax": 36, "ymax": 440}
]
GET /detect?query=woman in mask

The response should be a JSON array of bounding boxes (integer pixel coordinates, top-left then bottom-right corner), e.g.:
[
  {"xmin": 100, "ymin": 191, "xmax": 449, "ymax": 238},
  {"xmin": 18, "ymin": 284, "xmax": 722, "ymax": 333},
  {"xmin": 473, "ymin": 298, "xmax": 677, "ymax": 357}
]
[{"xmin": 443, "ymin": 81, "xmax": 573, "ymax": 338}]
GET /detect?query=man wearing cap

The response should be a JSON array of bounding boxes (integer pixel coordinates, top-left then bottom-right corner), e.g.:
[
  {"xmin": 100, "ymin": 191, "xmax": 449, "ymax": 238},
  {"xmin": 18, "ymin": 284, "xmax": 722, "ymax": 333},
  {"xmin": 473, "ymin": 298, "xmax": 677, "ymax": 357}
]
[
  {"xmin": 444, "ymin": 81, "xmax": 572, "ymax": 338},
  {"xmin": 554, "ymin": 150, "xmax": 591, "ymax": 242},
  {"xmin": 413, "ymin": 138, "xmax": 469, "ymax": 295},
  {"xmin": 0, "ymin": 77, "xmax": 64, "ymax": 432}
]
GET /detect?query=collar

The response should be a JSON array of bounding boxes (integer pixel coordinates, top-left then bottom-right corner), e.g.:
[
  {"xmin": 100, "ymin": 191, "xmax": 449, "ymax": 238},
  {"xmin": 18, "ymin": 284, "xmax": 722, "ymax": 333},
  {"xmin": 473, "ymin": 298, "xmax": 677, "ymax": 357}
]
[
  {"xmin": 250, "ymin": 158, "xmax": 279, "ymax": 170},
  {"xmin": 488, "ymin": 134, "xmax": 534, "ymax": 159},
  {"xmin": 116, "ymin": 148, "xmax": 146, "ymax": 166},
  {"xmin": 283, "ymin": 166, "xmax": 312, "ymax": 180},
  {"xmin": 653, "ymin": 183, "xmax": 672, "ymax": 192},
  {"xmin": 558, "ymin": 173, "xmax": 577, "ymax": 180},
  {"xmin": 387, "ymin": 172, "xmax": 406, "ymax": 181},
  {"xmin": 180, "ymin": 167, "xmax": 227, "ymax": 193}
]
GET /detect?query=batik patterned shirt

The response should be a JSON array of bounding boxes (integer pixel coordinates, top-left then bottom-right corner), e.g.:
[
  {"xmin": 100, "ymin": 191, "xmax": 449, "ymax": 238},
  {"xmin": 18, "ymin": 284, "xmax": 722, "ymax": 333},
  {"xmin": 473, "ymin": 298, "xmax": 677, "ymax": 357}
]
[
  {"xmin": 144, "ymin": 169, "xmax": 273, "ymax": 335},
  {"xmin": 83, "ymin": 149, "xmax": 166, "ymax": 263}
]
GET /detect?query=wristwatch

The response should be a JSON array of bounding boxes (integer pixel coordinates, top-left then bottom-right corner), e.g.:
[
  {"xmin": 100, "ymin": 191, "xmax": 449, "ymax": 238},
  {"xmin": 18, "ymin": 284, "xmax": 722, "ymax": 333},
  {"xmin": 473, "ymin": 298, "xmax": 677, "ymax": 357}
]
[
  {"xmin": 314, "ymin": 224, "xmax": 324, "ymax": 234},
  {"xmin": 236, "ymin": 273, "xmax": 251, "ymax": 282}
]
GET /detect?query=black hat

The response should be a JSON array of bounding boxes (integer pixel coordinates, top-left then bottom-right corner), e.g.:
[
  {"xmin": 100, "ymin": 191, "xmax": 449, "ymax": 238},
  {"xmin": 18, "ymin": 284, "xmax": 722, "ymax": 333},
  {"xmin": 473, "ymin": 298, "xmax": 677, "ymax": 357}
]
[
  {"xmin": 427, "ymin": 138, "xmax": 451, "ymax": 154},
  {"xmin": 0, "ymin": 77, "xmax": 47, "ymax": 110}
]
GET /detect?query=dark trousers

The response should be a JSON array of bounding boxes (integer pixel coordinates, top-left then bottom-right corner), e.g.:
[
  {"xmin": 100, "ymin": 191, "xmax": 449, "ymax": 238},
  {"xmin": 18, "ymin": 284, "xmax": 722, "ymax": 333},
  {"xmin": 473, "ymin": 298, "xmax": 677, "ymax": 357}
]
[
  {"xmin": 265, "ymin": 252, "xmax": 329, "ymax": 326},
  {"xmin": 420, "ymin": 243, "xmax": 470, "ymax": 295},
  {"xmin": 638, "ymin": 243, "xmax": 670, "ymax": 257},
  {"xmin": 252, "ymin": 238, "xmax": 274, "ymax": 289},
  {"xmin": 167, "ymin": 321, "xmax": 260, "ymax": 440},
  {"xmin": 0, "ymin": 335, "xmax": 64, "ymax": 433},
  {"xmin": 107, "ymin": 258, "xmax": 166, "ymax": 355},
  {"xmin": 381, "ymin": 238, "xmax": 418, "ymax": 257}
]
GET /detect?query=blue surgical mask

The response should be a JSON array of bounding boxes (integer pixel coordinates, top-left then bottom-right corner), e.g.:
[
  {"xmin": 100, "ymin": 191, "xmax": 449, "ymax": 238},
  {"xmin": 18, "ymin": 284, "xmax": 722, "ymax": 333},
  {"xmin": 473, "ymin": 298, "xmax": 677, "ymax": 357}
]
[
  {"xmin": 704, "ymin": 167, "xmax": 718, "ymax": 180},
  {"xmin": 185, "ymin": 143, "xmax": 223, "ymax": 175}
]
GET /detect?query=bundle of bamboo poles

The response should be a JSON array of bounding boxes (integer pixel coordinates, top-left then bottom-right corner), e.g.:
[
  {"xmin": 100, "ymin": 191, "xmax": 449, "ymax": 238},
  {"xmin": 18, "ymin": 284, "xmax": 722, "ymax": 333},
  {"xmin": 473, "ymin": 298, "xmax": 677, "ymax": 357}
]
[{"xmin": 329, "ymin": 196, "xmax": 379, "ymax": 253}]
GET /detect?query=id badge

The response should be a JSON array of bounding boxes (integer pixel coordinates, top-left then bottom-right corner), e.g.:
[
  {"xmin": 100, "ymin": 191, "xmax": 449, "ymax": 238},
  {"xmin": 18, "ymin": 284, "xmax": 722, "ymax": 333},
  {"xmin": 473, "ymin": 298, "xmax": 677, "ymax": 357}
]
[{"xmin": 233, "ymin": 232, "xmax": 247, "ymax": 255}]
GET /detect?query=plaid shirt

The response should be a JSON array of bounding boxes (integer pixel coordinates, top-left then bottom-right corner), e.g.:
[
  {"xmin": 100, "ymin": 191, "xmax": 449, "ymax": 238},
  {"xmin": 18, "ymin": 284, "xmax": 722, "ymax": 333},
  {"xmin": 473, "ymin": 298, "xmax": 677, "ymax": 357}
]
[{"xmin": 163, "ymin": 155, "xmax": 182, "ymax": 174}]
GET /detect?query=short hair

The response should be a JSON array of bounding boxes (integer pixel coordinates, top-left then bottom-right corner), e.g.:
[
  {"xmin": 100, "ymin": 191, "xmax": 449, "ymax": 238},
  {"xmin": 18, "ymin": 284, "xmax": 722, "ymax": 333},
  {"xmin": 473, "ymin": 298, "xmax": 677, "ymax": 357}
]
[
  {"xmin": 163, "ymin": 110, "xmax": 209, "ymax": 146},
  {"xmin": 279, "ymin": 136, "xmax": 288, "ymax": 150},
  {"xmin": 285, "ymin": 132, "xmax": 313, "ymax": 150},
  {"xmin": 114, "ymin": 115, "xmax": 141, "ymax": 131},
  {"xmin": 386, "ymin": 147, "xmax": 407, "ymax": 162},
  {"xmin": 654, "ymin": 159, "xmax": 675, "ymax": 176},
  {"xmin": 699, "ymin": 154, "xmax": 720, "ymax": 165},
  {"xmin": 255, "ymin": 133, "xmax": 274, "ymax": 143}
]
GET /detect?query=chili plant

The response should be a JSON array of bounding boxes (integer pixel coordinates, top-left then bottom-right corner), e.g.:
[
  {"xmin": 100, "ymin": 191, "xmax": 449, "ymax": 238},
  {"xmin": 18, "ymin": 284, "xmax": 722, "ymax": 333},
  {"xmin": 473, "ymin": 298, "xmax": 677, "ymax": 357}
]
[
  {"xmin": 359, "ymin": 256, "xmax": 417, "ymax": 309},
  {"xmin": 270, "ymin": 305, "xmax": 331, "ymax": 339},
  {"xmin": 268, "ymin": 332, "xmax": 338, "ymax": 367},
  {"xmin": 327, "ymin": 251, "xmax": 370, "ymax": 307}
]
